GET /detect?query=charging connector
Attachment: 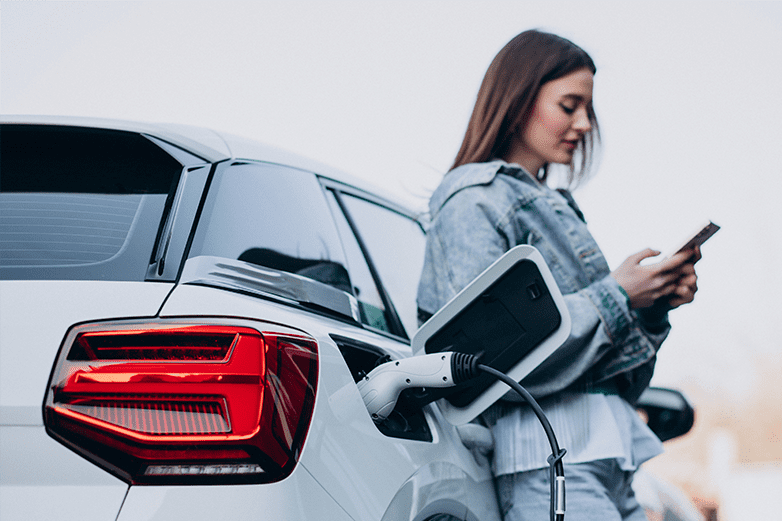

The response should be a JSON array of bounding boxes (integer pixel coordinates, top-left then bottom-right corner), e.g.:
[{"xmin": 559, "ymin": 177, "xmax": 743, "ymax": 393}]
[
  {"xmin": 358, "ymin": 352, "xmax": 567, "ymax": 520},
  {"xmin": 357, "ymin": 352, "xmax": 477, "ymax": 422}
]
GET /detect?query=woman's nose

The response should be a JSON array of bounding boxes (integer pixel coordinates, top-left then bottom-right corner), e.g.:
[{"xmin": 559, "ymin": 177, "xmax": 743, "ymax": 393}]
[{"xmin": 572, "ymin": 107, "xmax": 591, "ymax": 133}]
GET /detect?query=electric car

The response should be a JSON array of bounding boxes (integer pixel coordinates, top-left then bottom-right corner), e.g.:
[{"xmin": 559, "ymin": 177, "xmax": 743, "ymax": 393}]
[
  {"xmin": 0, "ymin": 116, "xmax": 699, "ymax": 521},
  {"xmin": 0, "ymin": 115, "xmax": 500, "ymax": 521}
]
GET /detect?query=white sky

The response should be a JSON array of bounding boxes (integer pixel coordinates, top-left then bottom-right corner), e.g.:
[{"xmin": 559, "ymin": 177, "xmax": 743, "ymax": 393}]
[{"xmin": 2, "ymin": 0, "xmax": 782, "ymax": 398}]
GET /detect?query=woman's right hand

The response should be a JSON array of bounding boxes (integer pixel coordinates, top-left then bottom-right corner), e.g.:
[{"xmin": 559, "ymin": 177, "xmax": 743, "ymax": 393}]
[{"xmin": 611, "ymin": 248, "xmax": 700, "ymax": 310}]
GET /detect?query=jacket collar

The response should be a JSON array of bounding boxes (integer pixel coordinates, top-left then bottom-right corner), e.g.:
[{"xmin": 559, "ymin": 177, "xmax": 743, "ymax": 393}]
[{"xmin": 429, "ymin": 160, "xmax": 538, "ymax": 216}]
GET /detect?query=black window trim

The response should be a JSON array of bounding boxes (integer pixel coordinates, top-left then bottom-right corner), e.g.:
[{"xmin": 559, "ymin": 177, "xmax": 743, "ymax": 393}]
[
  {"xmin": 146, "ymin": 163, "xmax": 210, "ymax": 280},
  {"xmin": 174, "ymin": 159, "xmax": 223, "ymax": 282}
]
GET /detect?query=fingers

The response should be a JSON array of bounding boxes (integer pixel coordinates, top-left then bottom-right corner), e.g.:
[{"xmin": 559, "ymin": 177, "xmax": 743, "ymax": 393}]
[
  {"xmin": 630, "ymin": 248, "xmax": 662, "ymax": 264},
  {"xmin": 668, "ymin": 289, "xmax": 695, "ymax": 309},
  {"xmin": 615, "ymin": 247, "xmax": 701, "ymax": 310},
  {"xmin": 679, "ymin": 271, "xmax": 698, "ymax": 286},
  {"xmin": 653, "ymin": 280, "xmax": 680, "ymax": 300},
  {"xmin": 678, "ymin": 263, "xmax": 696, "ymax": 275},
  {"xmin": 666, "ymin": 273, "xmax": 699, "ymax": 309},
  {"xmin": 653, "ymin": 251, "xmax": 701, "ymax": 283},
  {"xmin": 650, "ymin": 269, "xmax": 684, "ymax": 293},
  {"xmin": 692, "ymin": 245, "xmax": 703, "ymax": 263},
  {"xmin": 649, "ymin": 269, "xmax": 699, "ymax": 305},
  {"xmin": 657, "ymin": 250, "xmax": 694, "ymax": 271}
]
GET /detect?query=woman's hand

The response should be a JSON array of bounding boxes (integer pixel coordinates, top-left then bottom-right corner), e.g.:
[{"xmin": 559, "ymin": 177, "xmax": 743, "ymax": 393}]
[
  {"xmin": 666, "ymin": 256, "xmax": 698, "ymax": 309},
  {"xmin": 611, "ymin": 247, "xmax": 700, "ymax": 310}
]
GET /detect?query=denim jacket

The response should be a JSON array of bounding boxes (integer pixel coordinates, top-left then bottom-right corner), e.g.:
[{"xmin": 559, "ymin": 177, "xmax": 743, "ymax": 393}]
[{"xmin": 417, "ymin": 160, "xmax": 670, "ymax": 405}]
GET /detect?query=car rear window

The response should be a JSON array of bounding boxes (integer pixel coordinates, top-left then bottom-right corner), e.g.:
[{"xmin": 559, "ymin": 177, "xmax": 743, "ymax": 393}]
[
  {"xmin": 2, "ymin": 193, "xmax": 147, "ymax": 267},
  {"xmin": 0, "ymin": 124, "xmax": 184, "ymax": 281}
]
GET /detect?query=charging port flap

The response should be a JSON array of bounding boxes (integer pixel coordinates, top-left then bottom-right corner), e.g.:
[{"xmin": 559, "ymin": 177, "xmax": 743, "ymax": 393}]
[{"xmin": 412, "ymin": 245, "xmax": 570, "ymax": 425}]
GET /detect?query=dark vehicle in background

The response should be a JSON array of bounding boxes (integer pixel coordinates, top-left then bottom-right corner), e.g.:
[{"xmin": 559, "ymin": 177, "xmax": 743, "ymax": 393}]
[{"xmin": 634, "ymin": 387, "xmax": 704, "ymax": 521}]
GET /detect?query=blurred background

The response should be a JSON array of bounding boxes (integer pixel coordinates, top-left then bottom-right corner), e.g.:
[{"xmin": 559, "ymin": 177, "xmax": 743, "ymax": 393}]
[{"xmin": 2, "ymin": 1, "xmax": 781, "ymax": 518}]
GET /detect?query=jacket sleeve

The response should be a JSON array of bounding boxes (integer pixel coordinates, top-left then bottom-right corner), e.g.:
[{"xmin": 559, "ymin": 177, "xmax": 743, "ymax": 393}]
[{"xmin": 519, "ymin": 274, "xmax": 670, "ymax": 403}]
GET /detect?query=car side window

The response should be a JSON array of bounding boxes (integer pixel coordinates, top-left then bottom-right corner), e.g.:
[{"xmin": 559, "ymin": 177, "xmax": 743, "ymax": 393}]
[
  {"xmin": 337, "ymin": 193, "xmax": 426, "ymax": 338},
  {"xmin": 325, "ymin": 190, "xmax": 391, "ymax": 333},
  {"xmin": 188, "ymin": 163, "xmax": 352, "ymax": 293}
]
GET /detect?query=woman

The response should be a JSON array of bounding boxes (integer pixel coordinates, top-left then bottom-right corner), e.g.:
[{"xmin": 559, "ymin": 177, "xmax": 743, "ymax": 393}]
[{"xmin": 416, "ymin": 30, "xmax": 699, "ymax": 521}]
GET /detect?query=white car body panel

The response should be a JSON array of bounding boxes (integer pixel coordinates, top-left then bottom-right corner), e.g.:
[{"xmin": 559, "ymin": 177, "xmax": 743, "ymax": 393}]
[{"xmin": 0, "ymin": 426, "xmax": 127, "ymax": 521}]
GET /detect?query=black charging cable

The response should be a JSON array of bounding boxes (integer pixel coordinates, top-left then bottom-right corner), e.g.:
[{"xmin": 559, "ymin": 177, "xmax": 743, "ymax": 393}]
[
  {"xmin": 450, "ymin": 353, "xmax": 567, "ymax": 521},
  {"xmin": 477, "ymin": 364, "xmax": 566, "ymax": 521}
]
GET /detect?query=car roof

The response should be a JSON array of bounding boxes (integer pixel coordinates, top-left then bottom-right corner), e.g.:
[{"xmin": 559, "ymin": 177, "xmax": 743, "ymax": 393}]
[
  {"xmin": 1, "ymin": 115, "xmax": 233, "ymax": 162},
  {"xmin": 1, "ymin": 115, "xmax": 412, "ymax": 212}
]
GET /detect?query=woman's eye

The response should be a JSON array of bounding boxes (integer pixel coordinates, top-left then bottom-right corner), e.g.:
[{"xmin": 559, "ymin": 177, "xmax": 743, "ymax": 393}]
[{"xmin": 560, "ymin": 104, "xmax": 576, "ymax": 115}]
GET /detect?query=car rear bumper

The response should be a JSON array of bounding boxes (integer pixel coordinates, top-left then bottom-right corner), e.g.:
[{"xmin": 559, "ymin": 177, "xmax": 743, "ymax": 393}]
[{"xmin": 117, "ymin": 466, "xmax": 353, "ymax": 521}]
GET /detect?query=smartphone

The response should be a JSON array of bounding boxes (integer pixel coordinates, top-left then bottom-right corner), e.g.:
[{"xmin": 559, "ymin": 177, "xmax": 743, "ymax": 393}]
[{"xmin": 666, "ymin": 220, "xmax": 720, "ymax": 258}]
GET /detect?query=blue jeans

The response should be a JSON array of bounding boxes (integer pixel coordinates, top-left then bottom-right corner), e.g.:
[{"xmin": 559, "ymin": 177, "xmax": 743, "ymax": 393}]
[{"xmin": 496, "ymin": 459, "xmax": 649, "ymax": 521}]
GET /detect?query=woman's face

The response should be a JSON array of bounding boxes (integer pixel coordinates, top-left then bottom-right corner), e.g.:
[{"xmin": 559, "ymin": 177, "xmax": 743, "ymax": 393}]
[{"xmin": 507, "ymin": 67, "xmax": 594, "ymax": 175}]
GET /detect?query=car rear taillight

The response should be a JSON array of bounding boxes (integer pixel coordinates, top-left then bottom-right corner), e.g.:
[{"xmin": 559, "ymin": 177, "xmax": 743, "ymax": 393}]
[{"xmin": 44, "ymin": 320, "xmax": 318, "ymax": 485}]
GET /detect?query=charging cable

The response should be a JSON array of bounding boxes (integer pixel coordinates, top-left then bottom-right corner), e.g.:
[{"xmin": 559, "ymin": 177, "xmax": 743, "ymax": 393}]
[
  {"xmin": 477, "ymin": 364, "xmax": 567, "ymax": 521},
  {"xmin": 358, "ymin": 352, "xmax": 567, "ymax": 521}
]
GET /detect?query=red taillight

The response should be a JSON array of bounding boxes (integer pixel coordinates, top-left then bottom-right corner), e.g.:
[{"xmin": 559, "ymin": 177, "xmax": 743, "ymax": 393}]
[{"xmin": 44, "ymin": 321, "xmax": 318, "ymax": 485}]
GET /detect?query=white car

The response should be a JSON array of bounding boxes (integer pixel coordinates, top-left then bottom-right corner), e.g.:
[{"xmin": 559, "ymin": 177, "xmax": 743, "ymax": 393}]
[{"xmin": 0, "ymin": 116, "xmax": 500, "ymax": 521}]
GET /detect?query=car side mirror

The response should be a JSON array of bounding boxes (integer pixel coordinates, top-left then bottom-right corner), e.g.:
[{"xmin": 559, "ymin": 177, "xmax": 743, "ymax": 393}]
[{"xmin": 635, "ymin": 387, "xmax": 695, "ymax": 442}]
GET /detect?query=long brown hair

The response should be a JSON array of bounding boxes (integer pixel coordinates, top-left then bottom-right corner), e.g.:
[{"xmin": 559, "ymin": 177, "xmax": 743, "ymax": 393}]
[{"xmin": 452, "ymin": 30, "xmax": 600, "ymax": 187}]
